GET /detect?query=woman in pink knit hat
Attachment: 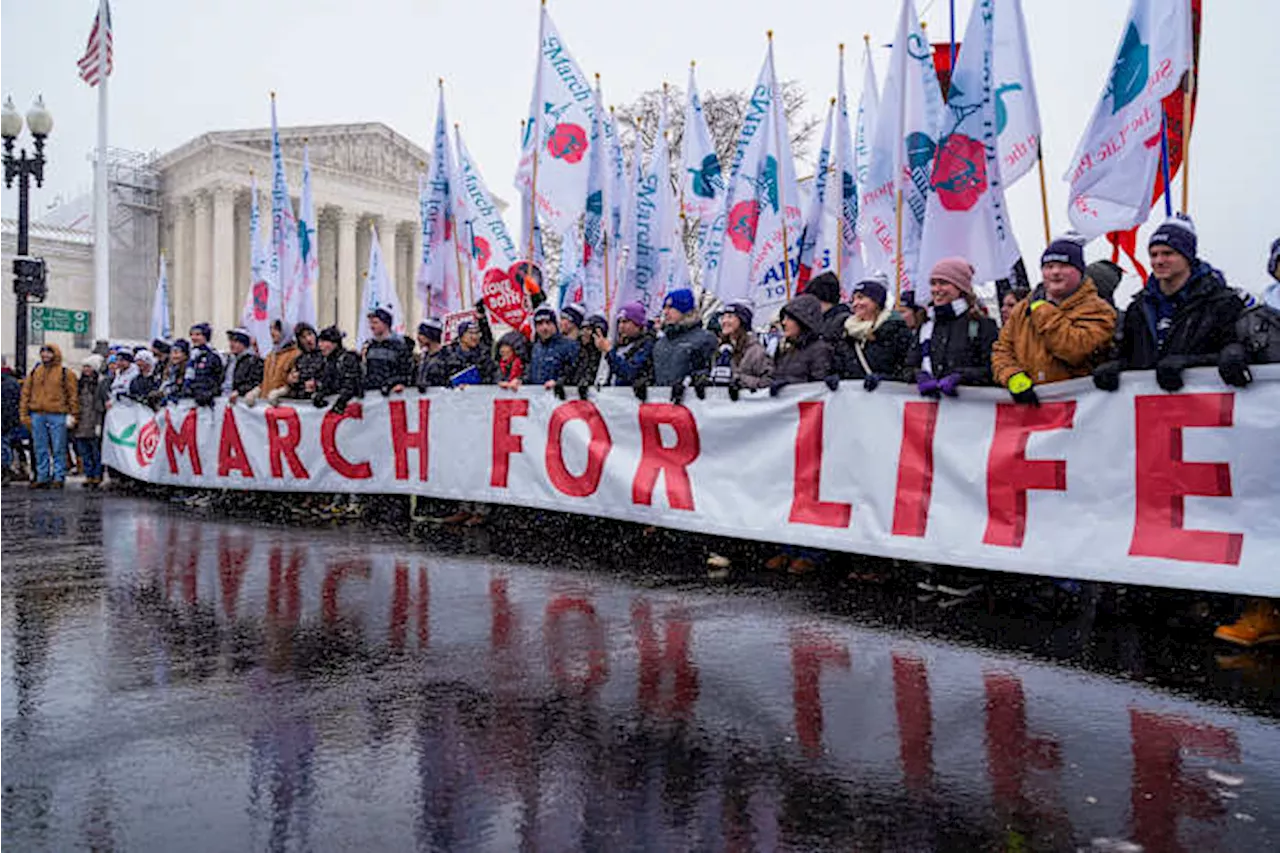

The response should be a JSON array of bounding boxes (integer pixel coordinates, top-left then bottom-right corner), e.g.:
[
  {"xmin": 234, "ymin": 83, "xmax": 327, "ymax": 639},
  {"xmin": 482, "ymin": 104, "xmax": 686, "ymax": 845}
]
[{"xmin": 904, "ymin": 257, "xmax": 999, "ymax": 397}]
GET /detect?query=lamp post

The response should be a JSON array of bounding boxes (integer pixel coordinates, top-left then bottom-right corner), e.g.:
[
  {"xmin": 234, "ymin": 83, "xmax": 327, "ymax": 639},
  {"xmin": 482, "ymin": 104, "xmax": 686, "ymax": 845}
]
[{"xmin": 2, "ymin": 95, "xmax": 54, "ymax": 377}]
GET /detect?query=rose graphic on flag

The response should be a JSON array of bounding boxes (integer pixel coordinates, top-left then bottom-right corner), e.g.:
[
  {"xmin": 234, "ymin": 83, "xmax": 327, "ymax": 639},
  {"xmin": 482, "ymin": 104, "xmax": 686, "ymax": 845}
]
[{"xmin": 547, "ymin": 121, "xmax": 588, "ymax": 163}]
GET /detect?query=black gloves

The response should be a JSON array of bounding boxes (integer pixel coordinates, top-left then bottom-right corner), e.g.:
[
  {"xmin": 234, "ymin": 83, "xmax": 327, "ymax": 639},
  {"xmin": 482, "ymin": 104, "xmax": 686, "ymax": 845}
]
[
  {"xmin": 312, "ymin": 393, "xmax": 327, "ymax": 408},
  {"xmin": 824, "ymin": 375, "xmax": 840, "ymax": 392},
  {"xmin": 670, "ymin": 382, "xmax": 686, "ymax": 405},
  {"xmin": 1155, "ymin": 355, "xmax": 1191, "ymax": 392},
  {"xmin": 633, "ymin": 380, "xmax": 648, "ymax": 402},
  {"xmin": 1093, "ymin": 361, "xmax": 1121, "ymax": 392},
  {"xmin": 1011, "ymin": 386, "xmax": 1040, "ymax": 406},
  {"xmin": 692, "ymin": 374, "xmax": 709, "ymax": 400},
  {"xmin": 1218, "ymin": 343, "xmax": 1253, "ymax": 389},
  {"xmin": 380, "ymin": 384, "xmax": 393, "ymax": 397},
  {"xmin": 863, "ymin": 373, "xmax": 882, "ymax": 392},
  {"xmin": 727, "ymin": 379, "xmax": 741, "ymax": 402},
  {"xmin": 577, "ymin": 384, "xmax": 590, "ymax": 399},
  {"xmin": 553, "ymin": 381, "xmax": 567, "ymax": 400},
  {"xmin": 332, "ymin": 398, "xmax": 347, "ymax": 416},
  {"xmin": 769, "ymin": 380, "xmax": 786, "ymax": 398}
]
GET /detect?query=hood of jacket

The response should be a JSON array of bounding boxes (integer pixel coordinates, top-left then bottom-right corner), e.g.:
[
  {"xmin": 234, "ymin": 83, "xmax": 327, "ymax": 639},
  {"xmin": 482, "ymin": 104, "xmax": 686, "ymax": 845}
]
[
  {"xmin": 40, "ymin": 343, "xmax": 64, "ymax": 369},
  {"xmin": 781, "ymin": 294, "xmax": 823, "ymax": 333},
  {"xmin": 662, "ymin": 314, "xmax": 705, "ymax": 339}
]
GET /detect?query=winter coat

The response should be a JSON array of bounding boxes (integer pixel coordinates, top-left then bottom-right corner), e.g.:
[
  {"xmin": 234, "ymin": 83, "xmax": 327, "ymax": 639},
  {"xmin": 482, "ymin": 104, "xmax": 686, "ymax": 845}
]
[
  {"xmin": 730, "ymin": 334, "xmax": 774, "ymax": 389},
  {"xmin": 2, "ymin": 371, "xmax": 21, "ymax": 433},
  {"xmin": 74, "ymin": 372, "xmax": 106, "ymax": 438},
  {"xmin": 525, "ymin": 333, "xmax": 580, "ymax": 385},
  {"xmin": 183, "ymin": 344, "xmax": 224, "ymax": 404},
  {"xmin": 259, "ymin": 343, "xmax": 299, "ymax": 396},
  {"xmin": 229, "ymin": 353, "xmax": 265, "ymax": 396},
  {"xmin": 773, "ymin": 294, "xmax": 835, "ymax": 386},
  {"xmin": 819, "ymin": 302, "xmax": 853, "ymax": 345},
  {"xmin": 569, "ymin": 343, "xmax": 603, "ymax": 387},
  {"xmin": 362, "ymin": 334, "xmax": 415, "ymax": 392},
  {"xmin": 416, "ymin": 347, "xmax": 454, "ymax": 389},
  {"xmin": 19, "ymin": 344, "xmax": 80, "ymax": 420},
  {"xmin": 289, "ymin": 348, "xmax": 327, "ymax": 398},
  {"xmin": 906, "ymin": 303, "xmax": 999, "ymax": 386},
  {"xmin": 606, "ymin": 331, "xmax": 656, "ymax": 386},
  {"xmin": 652, "ymin": 315, "xmax": 717, "ymax": 386},
  {"xmin": 128, "ymin": 372, "xmax": 160, "ymax": 407},
  {"xmin": 835, "ymin": 309, "xmax": 915, "ymax": 381},
  {"xmin": 447, "ymin": 341, "xmax": 497, "ymax": 385},
  {"xmin": 991, "ymin": 279, "xmax": 1116, "ymax": 387},
  {"xmin": 314, "ymin": 347, "xmax": 363, "ymax": 409},
  {"xmin": 498, "ymin": 354, "xmax": 525, "ymax": 383},
  {"xmin": 159, "ymin": 360, "xmax": 186, "ymax": 403},
  {"xmin": 1116, "ymin": 262, "xmax": 1246, "ymax": 370}
]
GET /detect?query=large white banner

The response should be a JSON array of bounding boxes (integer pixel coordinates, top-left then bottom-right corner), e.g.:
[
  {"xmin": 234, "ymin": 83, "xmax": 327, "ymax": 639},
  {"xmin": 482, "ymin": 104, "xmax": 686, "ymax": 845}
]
[{"xmin": 102, "ymin": 368, "xmax": 1280, "ymax": 596}]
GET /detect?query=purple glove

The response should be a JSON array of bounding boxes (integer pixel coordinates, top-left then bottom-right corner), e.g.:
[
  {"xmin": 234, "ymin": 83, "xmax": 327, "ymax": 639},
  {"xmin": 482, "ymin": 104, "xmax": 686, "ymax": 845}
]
[
  {"xmin": 937, "ymin": 373, "xmax": 962, "ymax": 397},
  {"xmin": 916, "ymin": 371, "xmax": 940, "ymax": 398}
]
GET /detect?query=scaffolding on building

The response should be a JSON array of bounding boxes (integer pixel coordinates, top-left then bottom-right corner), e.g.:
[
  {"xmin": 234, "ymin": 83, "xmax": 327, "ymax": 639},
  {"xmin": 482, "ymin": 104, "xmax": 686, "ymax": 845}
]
[{"xmin": 106, "ymin": 147, "xmax": 161, "ymax": 341}]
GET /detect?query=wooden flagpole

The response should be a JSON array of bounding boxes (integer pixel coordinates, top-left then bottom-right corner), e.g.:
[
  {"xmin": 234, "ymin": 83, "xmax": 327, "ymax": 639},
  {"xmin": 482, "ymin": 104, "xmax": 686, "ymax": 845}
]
[
  {"xmin": 1181, "ymin": 55, "xmax": 1196, "ymax": 214},
  {"xmin": 526, "ymin": 0, "xmax": 546, "ymax": 266},
  {"xmin": 1035, "ymin": 143, "xmax": 1052, "ymax": 244}
]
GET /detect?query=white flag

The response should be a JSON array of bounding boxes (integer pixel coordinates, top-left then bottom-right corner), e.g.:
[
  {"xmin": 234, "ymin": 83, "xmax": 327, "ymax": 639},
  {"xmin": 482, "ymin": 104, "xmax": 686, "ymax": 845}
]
[
  {"xmin": 993, "ymin": 0, "xmax": 1043, "ymax": 187},
  {"xmin": 358, "ymin": 224, "xmax": 404, "ymax": 350},
  {"xmin": 454, "ymin": 127, "xmax": 520, "ymax": 289},
  {"xmin": 240, "ymin": 176, "xmax": 276, "ymax": 350},
  {"xmin": 1065, "ymin": 0, "xmax": 1191, "ymax": 238},
  {"xmin": 296, "ymin": 144, "xmax": 319, "ymax": 328},
  {"xmin": 918, "ymin": 0, "xmax": 1023, "ymax": 286},
  {"xmin": 679, "ymin": 63, "xmax": 723, "ymax": 223},
  {"xmin": 556, "ymin": 224, "xmax": 585, "ymax": 309},
  {"xmin": 514, "ymin": 6, "xmax": 597, "ymax": 233},
  {"xmin": 712, "ymin": 38, "xmax": 803, "ymax": 323},
  {"xmin": 582, "ymin": 80, "xmax": 611, "ymax": 315},
  {"xmin": 858, "ymin": 0, "xmax": 946, "ymax": 296},
  {"xmin": 419, "ymin": 86, "xmax": 463, "ymax": 319},
  {"xmin": 797, "ymin": 98, "xmax": 835, "ymax": 287},
  {"xmin": 149, "ymin": 253, "xmax": 171, "ymax": 343},
  {"xmin": 615, "ymin": 124, "xmax": 646, "ymax": 311},
  {"xmin": 836, "ymin": 41, "xmax": 877, "ymax": 289},
  {"xmin": 270, "ymin": 98, "xmax": 305, "ymax": 330}
]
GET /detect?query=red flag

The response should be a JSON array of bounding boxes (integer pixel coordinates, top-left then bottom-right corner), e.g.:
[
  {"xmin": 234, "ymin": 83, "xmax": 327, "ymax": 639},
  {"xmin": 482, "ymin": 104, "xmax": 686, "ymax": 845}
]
[{"xmin": 1105, "ymin": 0, "xmax": 1202, "ymax": 279}]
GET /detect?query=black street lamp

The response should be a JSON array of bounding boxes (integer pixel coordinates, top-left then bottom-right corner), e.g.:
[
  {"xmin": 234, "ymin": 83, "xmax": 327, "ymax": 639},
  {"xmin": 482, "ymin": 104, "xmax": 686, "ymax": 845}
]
[{"xmin": 3, "ymin": 95, "xmax": 54, "ymax": 377}]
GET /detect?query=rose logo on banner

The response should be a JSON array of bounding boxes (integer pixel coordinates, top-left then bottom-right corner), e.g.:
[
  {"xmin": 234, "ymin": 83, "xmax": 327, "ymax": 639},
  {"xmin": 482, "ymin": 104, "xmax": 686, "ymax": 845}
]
[
  {"xmin": 547, "ymin": 123, "xmax": 588, "ymax": 164},
  {"xmin": 136, "ymin": 419, "xmax": 160, "ymax": 468},
  {"xmin": 931, "ymin": 94, "xmax": 989, "ymax": 212},
  {"xmin": 728, "ymin": 200, "xmax": 761, "ymax": 252},
  {"xmin": 251, "ymin": 279, "xmax": 270, "ymax": 321},
  {"xmin": 472, "ymin": 235, "xmax": 492, "ymax": 271}
]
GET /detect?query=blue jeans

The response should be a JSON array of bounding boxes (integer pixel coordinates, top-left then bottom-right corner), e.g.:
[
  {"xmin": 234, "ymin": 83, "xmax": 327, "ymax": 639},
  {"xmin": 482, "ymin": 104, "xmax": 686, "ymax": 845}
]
[
  {"xmin": 75, "ymin": 436, "xmax": 103, "ymax": 479},
  {"xmin": 30, "ymin": 412, "xmax": 68, "ymax": 483}
]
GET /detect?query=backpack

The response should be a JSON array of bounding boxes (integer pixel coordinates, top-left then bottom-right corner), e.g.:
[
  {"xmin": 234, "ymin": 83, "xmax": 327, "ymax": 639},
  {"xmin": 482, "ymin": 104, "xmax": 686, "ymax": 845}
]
[{"xmin": 1236, "ymin": 303, "xmax": 1280, "ymax": 363}]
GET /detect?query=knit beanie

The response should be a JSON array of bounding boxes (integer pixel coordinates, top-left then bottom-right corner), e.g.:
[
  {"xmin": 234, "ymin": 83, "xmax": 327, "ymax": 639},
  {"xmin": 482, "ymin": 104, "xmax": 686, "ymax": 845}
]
[
  {"xmin": 851, "ymin": 273, "xmax": 890, "ymax": 308},
  {"xmin": 724, "ymin": 299, "xmax": 754, "ymax": 329},
  {"xmin": 151, "ymin": 338, "xmax": 172, "ymax": 355},
  {"xmin": 805, "ymin": 271, "xmax": 841, "ymax": 305},
  {"xmin": 227, "ymin": 327, "xmax": 252, "ymax": 348},
  {"xmin": 561, "ymin": 302, "xmax": 586, "ymax": 328},
  {"xmin": 616, "ymin": 301, "xmax": 646, "ymax": 327},
  {"xmin": 1149, "ymin": 213, "xmax": 1197, "ymax": 262},
  {"xmin": 418, "ymin": 319, "xmax": 443, "ymax": 343},
  {"xmin": 367, "ymin": 307, "xmax": 393, "ymax": 327},
  {"xmin": 1268, "ymin": 237, "xmax": 1280, "ymax": 280},
  {"xmin": 929, "ymin": 257, "xmax": 976, "ymax": 298},
  {"xmin": 189, "ymin": 322, "xmax": 212, "ymax": 340},
  {"xmin": 663, "ymin": 288, "xmax": 696, "ymax": 314},
  {"xmin": 318, "ymin": 326, "xmax": 344, "ymax": 345},
  {"xmin": 533, "ymin": 305, "xmax": 557, "ymax": 324},
  {"xmin": 83, "ymin": 354, "xmax": 104, "ymax": 372},
  {"xmin": 1041, "ymin": 238, "xmax": 1087, "ymax": 274}
]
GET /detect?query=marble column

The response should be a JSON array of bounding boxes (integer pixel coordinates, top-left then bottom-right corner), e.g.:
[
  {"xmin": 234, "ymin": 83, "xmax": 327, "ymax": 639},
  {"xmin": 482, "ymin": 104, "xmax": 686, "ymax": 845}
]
[
  {"xmin": 234, "ymin": 192, "xmax": 251, "ymax": 325},
  {"xmin": 411, "ymin": 226, "xmax": 424, "ymax": 324},
  {"xmin": 212, "ymin": 185, "xmax": 236, "ymax": 335},
  {"xmin": 337, "ymin": 209, "xmax": 358, "ymax": 334},
  {"xmin": 319, "ymin": 209, "xmax": 338, "ymax": 327},
  {"xmin": 174, "ymin": 196, "xmax": 194, "ymax": 334},
  {"xmin": 193, "ymin": 191, "xmax": 213, "ymax": 327}
]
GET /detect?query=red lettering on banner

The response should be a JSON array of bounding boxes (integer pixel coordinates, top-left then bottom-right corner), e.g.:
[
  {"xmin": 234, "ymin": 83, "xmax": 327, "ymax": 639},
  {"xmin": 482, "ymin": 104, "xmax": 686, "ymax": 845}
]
[
  {"xmin": 217, "ymin": 533, "xmax": 252, "ymax": 621},
  {"xmin": 217, "ymin": 407, "xmax": 254, "ymax": 479},
  {"xmin": 632, "ymin": 403, "xmax": 700, "ymax": 510},
  {"xmin": 632, "ymin": 599, "xmax": 699, "ymax": 719},
  {"xmin": 389, "ymin": 399, "xmax": 430, "ymax": 482},
  {"xmin": 791, "ymin": 627, "xmax": 851, "ymax": 758},
  {"xmin": 266, "ymin": 546, "xmax": 303, "ymax": 625},
  {"xmin": 892, "ymin": 653, "xmax": 933, "ymax": 791},
  {"xmin": 265, "ymin": 406, "xmax": 309, "ymax": 480},
  {"xmin": 1130, "ymin": 394, "xmax": 1243, "ymax": 565},
  {"xmin": 790, "ymin": 402, "xmax": 852, "ymax": 528},
  {"xmin": 389, "ymin": 562, "xmax": 428, "ymax": 651},
  {"xmin": 983, "ymin": 672, "xmax": 1061, "ymax": 809},
  {"xmin": 983, "ymin": 402, "xmax": 1075, "ymax": 548},
  {"xmin": 892, "ymin": 402, "xmax": 939, "ymax": 537},
  {"xmin": 546, "ymin": 400, "xmax": 612, "ymax": 497},
  {"xmin": 164, "ymin": 409, "xmax": 202, "ymax": 476},
  {"xmin": 321, "ymin": 402, "xmax": 372, "ymax": 480},
  {"xmin": 322, "ymin": 559, "xmax": 370, "ymax": 626},
  {"xmin": 544, "ymin": 595, "xmax": 609, "ymax": 695},
  {"xmin": 1130, "ymin": 710, "xmax": 1240, "ymax": 853},
  {"xmin": 491, "ymin": 399, "xmax": 529, "ymax": 488}
]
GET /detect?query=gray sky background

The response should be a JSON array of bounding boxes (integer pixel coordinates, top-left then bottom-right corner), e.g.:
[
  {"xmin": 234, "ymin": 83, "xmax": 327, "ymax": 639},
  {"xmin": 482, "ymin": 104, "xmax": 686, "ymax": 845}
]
[{"xmin": 3, "ymin": 0, "xmax": 1277, "ymax": 294}]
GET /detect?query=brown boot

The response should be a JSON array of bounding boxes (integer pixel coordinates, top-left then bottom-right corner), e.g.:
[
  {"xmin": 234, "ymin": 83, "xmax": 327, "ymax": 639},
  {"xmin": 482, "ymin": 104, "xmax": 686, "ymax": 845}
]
[{"xmin": 1214, "ymin": 600, "xmax": 1280, "ymax": 647}]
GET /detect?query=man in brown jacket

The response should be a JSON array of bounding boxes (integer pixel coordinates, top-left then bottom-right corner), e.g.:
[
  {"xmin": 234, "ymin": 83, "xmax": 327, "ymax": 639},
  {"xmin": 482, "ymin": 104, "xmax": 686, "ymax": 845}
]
[
  {"xmin": 992, "ymin": 239, "xmax": 1116, "ymax": 405},
  {"xmin": 18, "ymin": 343, "xmax": 80, "ymax": 487},
  {"xmin": 242, "ymin": 319, "xmax": 300, "ymax": 406}
]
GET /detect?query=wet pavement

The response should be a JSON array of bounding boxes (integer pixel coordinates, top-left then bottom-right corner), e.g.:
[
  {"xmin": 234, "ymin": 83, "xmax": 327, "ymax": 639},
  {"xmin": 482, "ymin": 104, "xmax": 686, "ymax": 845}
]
[{"xmin": 3, "ymin": 487, "xmax": 1278, "ymax": 852}]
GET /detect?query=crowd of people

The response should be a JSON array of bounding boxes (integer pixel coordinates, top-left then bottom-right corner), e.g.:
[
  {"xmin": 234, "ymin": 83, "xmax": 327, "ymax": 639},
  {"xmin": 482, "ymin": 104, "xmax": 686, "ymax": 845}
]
[{"xmin": 4, "ymin": 218, "xmax": 1278, "ymax": 644}]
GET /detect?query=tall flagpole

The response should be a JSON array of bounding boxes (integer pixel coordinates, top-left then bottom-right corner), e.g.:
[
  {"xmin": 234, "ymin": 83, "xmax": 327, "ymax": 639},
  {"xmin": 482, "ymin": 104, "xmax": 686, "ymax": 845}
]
[
  {"xmin": 92, "ymin": 0, "xmax": 110, "ymax": 341},
  {"xmin": 767, "ymin": 31, "xmax": 794, "ymax": 301},
  {"xmin": 835, "ymin": 45, "xmax": 846, "ymax": 278},
  {"xmin": 1180, "ymin": 37, "xmax": 1196, "ymax": 214},
  {"xmin": 1035, "ymin": 144, "xmax": 1052, "ymax": 244},
  {"xmin": 526, "ymin": 0, "xmax": 546, "ymax": 264},
  {"xmin": 893, "ymin": 19, "xmax": 912, "ymax": 303}
]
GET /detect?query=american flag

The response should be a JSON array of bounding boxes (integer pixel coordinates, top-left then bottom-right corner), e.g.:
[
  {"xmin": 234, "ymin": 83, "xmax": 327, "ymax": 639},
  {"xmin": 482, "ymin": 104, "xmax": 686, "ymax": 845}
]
[{"xmin": 77, "ymin": 0, "xmax": 113, "ymax": 87}]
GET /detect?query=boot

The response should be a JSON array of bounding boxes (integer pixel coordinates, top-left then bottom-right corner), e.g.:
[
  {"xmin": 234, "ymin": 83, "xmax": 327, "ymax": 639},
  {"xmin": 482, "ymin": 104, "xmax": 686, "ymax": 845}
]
[{"xmin": 1214, "ymin": 600, "xmax": 1280, "ymax": 647}]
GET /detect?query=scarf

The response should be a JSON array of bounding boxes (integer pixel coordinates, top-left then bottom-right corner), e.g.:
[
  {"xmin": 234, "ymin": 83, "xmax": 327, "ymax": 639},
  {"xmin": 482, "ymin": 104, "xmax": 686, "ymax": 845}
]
[
  {"xmin": 111, "ymin": 365, "xmax": 139, "ymax": 396},
  {"xmin": 843, "ymin": 307, "xmax": 894, "ymax": 343},
  {"xmin": 918, "ymin": 298, "xmax": 969, "ymax": 376}
]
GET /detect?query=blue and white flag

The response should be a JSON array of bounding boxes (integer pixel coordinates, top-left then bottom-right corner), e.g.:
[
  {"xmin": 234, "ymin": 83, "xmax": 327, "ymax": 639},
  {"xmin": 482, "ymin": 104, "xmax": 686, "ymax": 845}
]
[
  {"xmin": 514, "ymin": 5, "xmax": 597, "ymax": 233},
  {"xmin": 1065, "ymin": 0, "xmax": 1191, "ymax": 238},
  {"xmin": 419, "ymin": 84, "xmax": 463, "ymax": 319},
  {"xmin": 836, "ymin": 41, "xmax": 876, "ymax": 290},
  {"xmin": 454, "ymin": 127, "xmax": 520, "ymax": 286},
  {"xmin": 797, "ymin": 98, "xmax": 835, "ymax": 288},
  {"xmin": 240, "ymin": 176, "xmax": 275, "ymax": 350},
  {"xmin": 149, "ymin": 252, "xmax": 171, "ymax": 343},
  {"xmin": 581, "ymin": 78, "xmax": 612, "ymax": 315},
  {"xmin": 680, "ymin": 62, "xmax": 723, "ymax": 224},
  {"xmin": 918, "ymin": 0, "xmax": 1022, "ymax": 285},
  {"xmin": 615, "ymin": 122, "xmax": 647, "ymax": 312},
  {"xmin": 709, "ymin": 38, "xmax": 803, "ymax": 324},
  {"xmin": 859, "ymin": 0, "xmax": 946, "ymax": 296},
  {"xmin": 358, "ymin": 223, "xmax": 403, "ymax": 350},
  {"xmin": 993, "ymin": 0, "xmax": 1043, "ymax": 187},
  {"xmin": 296, "ymin": 144, "xmax": 319, "ymax": 329},
  {"xmin": 269, "ymin": 97, "xmax": 305, "ymax": 330}
]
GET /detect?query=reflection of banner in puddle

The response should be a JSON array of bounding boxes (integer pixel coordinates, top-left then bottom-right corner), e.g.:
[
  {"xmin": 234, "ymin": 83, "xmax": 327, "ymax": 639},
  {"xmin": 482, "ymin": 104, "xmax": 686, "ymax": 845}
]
[
  {"xmin": 100, "ymin": 508, "xmax": 1278, "ymax": 853},
  {"xmin": 102, "ymin": 370, "xmax": 1280, "ymax": 597}
]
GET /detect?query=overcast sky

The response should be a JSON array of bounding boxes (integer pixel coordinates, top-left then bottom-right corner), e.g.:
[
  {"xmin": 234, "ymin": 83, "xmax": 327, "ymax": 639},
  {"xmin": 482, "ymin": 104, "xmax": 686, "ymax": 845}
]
[{"xmin": 3, "ymin": 0, "xmax": 1277, "ymax": 293}]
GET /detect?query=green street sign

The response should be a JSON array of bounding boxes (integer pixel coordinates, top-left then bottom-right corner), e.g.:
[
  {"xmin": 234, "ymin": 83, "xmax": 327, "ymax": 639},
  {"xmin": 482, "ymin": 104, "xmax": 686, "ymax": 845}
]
[{"xmin": 30, "ymin": 306, "xmax": 91, "ymax": 335}]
